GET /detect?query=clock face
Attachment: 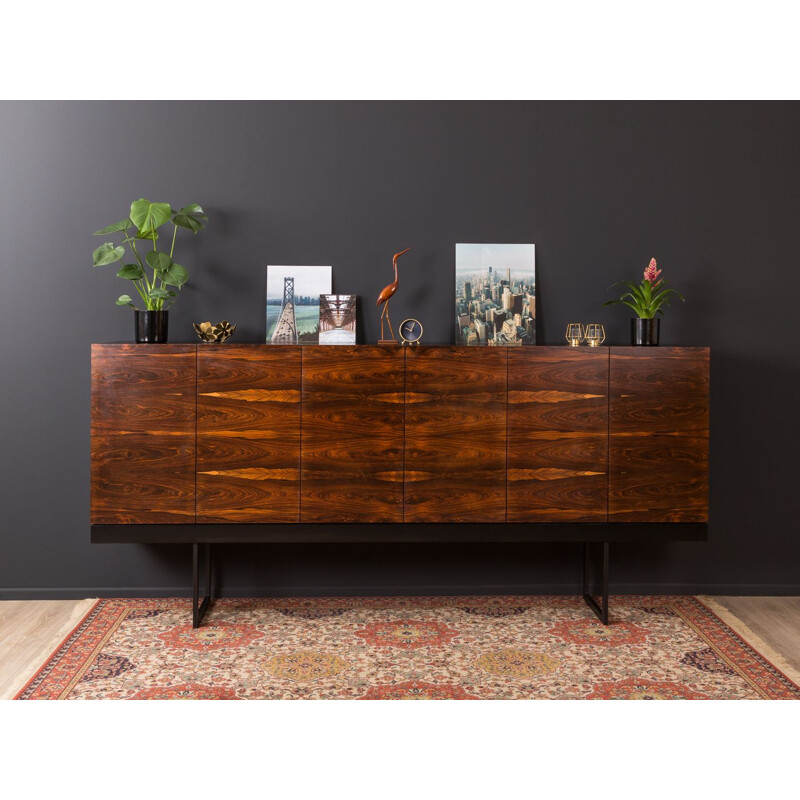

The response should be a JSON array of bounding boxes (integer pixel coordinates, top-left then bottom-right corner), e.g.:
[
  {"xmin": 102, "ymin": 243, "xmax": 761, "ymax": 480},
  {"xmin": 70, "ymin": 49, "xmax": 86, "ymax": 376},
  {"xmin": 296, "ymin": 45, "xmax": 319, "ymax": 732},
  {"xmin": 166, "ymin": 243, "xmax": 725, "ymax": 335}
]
[{"xmin": 399, "ymin": 318, "xmax": 423, "ymax": 343}]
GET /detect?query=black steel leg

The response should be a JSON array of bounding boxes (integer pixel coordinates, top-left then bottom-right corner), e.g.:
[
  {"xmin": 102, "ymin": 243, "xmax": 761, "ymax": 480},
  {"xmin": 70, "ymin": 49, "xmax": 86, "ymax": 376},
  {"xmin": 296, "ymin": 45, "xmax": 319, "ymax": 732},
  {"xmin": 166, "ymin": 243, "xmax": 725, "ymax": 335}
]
[
  {"xmin": 192, "ymin": 543, "xmax": 212, "ymax": 628},
  {"xmin": 582, "ymin": 541, "xmax": 609, "ymax": 625}
]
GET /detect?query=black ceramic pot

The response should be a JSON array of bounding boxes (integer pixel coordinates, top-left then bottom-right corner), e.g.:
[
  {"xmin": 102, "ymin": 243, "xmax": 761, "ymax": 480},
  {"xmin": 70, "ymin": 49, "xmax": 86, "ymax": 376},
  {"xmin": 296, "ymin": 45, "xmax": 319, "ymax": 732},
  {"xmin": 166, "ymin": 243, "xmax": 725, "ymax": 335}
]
[
  {"xmin": 631, "ymin": 317, "xmax": 659, "ymax": 346},
  {"xmin": 135, "ymin": 310, "xmax": 169, "ymax": 343}
]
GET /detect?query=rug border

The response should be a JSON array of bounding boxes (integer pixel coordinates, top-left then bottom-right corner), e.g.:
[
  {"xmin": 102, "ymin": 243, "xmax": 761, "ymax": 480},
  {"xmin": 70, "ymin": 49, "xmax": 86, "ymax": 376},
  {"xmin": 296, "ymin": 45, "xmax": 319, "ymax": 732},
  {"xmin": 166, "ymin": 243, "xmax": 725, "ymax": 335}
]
[
  {"xmin": 696, "ymin": 595, "xmax": 800, "ymax": 689},
  {"xmin": 12, "ymin": 598, "xmax": 101, "ymax": 700},
  {"xmin": 13, "ymin": 595, "xmax": 800, "ymax": 700}
]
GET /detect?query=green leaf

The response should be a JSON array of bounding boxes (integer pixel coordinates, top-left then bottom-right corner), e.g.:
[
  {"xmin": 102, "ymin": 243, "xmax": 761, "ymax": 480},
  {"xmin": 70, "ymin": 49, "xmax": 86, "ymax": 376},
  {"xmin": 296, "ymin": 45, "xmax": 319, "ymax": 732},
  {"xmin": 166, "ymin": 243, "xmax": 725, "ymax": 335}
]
[
  {"xmin": 653, "ymin": 286, "xmax": 685, "ymax": 304},
  {"xmin": 172, "ymin": 203, "xmax": 207, "ymax": 234},
  {"xmin": 116, "ymin": 294, "xmax": 136, "ymax": 307},
  {"xmin": 148, "ymin": 287, "xmax": 172, "ymax": 300},
  {"xmin": 620, "ymin": 280, "xmax": 646, "ymax": 304},
  {"xmin": 641, "ymin": 279, "xmax": 652, "ymax": 305},
  {"xmin": 161, "ymin": 262, "xmax": 188, "ymax": 288},
  {"xmin": 116, "ymin": 263, "xmax": 144, "ymax": 280},
  {"xmin": 650, "ymin": 287, "xmax": 685, "ymax": 315},
  {"xmin": 146, "ymin": 250, "xmax": 173, "ymax": 276},
  {"xmin": 619, "ymin": 294, "xmax": 646, "ymax": 315},
  {"xmin": 618, "ymin": 299, "xmax": 645, "ymax": 315},
  {"xmin": 130, "ymin": 198, "xmax": 172, "ymax": 233},
  {"xmin": 93, "ymin": 218, "xmax": 131, "ymax": 235},
  {"xmin": 122, "ymin": 233, "xmax": 155, "ymax": 245},
  {"xmin": 92, "ymin": 242, "xmax": 125, "ymax": 266},
  {"xmin": 134, "ymin": 229, "xmax": 159, "ymax": 240}
]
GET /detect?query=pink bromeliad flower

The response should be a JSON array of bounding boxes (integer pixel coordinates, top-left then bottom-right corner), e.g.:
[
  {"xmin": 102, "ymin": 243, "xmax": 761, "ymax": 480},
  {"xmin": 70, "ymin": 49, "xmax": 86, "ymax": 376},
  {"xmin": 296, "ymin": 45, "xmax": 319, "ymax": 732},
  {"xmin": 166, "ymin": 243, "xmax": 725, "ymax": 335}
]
[{"xmin": 643, "ymin": 257, "xmax": 662, "ymax": 286}]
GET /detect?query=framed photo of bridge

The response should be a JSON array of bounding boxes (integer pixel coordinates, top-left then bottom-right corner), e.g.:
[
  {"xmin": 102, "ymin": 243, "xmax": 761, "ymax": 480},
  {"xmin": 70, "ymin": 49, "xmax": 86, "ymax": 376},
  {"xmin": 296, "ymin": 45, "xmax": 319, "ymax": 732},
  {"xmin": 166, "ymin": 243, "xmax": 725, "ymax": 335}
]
[{"xmin": 266, "ymin": 265, "xmax": 332, "ymax": 344}]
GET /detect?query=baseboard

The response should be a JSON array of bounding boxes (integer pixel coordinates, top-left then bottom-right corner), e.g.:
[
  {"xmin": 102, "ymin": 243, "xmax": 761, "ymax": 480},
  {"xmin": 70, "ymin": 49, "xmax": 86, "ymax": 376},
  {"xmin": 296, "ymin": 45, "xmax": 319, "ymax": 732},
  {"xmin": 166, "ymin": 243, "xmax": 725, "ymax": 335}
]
[{"xmin": 3, "ymin": 583, "xmax": 800, "ymax": 600}]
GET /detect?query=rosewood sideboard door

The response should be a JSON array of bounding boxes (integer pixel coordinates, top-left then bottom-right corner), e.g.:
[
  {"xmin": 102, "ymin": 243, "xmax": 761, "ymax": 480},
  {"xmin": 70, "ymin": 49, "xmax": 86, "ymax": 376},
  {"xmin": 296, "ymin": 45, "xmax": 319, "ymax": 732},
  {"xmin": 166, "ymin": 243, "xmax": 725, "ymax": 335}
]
[
  {"xmin": 196, "ymin": 346, "xmax": 301, "ymax": 522},
  {"xmin": 91, "ymin": 344, "xmax": 196, "ymax": 523},
  {"xmin": 508, "ymin": 348, "xmax": 609, "ymax": 522},
  {"xmin": 609, "ymin": 347, "xmax": 709, "ymax": 522},
  {"xmin": 404, "ymin": 347, "xmax": 508, "ymax": 523},
  {"xmin": 301, "ymin": 346, "xmax": 404, "ymax": 523}
]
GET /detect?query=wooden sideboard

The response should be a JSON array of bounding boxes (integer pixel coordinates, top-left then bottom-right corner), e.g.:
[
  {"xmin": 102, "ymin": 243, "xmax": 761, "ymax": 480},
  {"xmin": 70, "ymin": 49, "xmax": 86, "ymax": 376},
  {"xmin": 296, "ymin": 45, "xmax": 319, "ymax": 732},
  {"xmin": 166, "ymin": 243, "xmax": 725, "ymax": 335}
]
[{"xmin": 91, "ymin": 344, "xmax": 710, "ymax": 625}]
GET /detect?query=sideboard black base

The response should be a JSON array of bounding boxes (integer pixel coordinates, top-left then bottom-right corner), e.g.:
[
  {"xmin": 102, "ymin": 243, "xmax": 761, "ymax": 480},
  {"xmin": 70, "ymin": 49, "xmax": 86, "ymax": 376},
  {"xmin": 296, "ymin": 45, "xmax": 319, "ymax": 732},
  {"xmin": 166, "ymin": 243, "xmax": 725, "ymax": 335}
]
[{"xmin": 91, "ymin": 523, "xmax": 708, "ymax": 544}]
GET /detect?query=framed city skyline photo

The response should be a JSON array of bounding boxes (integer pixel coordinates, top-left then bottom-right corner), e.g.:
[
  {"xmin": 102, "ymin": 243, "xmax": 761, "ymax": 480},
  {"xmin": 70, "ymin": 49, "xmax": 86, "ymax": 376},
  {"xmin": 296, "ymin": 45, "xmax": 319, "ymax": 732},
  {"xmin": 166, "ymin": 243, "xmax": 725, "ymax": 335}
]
[
  {"xmin": 266, "ymin": 265, "xmax": 332, "ymax": 344},
  {"xmin": 455, "ymin": 243, "xmax": 536, "ymax": 345}
]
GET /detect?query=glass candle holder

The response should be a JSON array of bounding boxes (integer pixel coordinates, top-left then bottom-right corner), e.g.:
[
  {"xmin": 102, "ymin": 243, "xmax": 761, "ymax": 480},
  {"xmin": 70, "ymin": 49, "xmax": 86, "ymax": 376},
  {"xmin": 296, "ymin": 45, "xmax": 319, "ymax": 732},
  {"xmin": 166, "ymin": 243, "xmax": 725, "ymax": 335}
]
[
  {"xmin": 584, "ymin": 323, "xmax": 606, "ymax": 347},
  {"xmin": 565, "ymin": 323, "xmax": 584, "ymax": 347}
]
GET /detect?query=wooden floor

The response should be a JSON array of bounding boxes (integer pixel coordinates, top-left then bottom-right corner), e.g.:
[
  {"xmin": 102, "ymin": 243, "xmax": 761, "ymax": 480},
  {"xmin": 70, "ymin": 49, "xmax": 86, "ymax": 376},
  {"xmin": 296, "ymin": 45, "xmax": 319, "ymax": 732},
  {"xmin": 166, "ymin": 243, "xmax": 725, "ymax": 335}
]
[
  {"xmin": 1, "ymin": 597, "xmax": 798, "ymax": 698},
  {"xmin": 710, "ymin": 596, "xmax": 800, "ymax": 674},
  {"xmin": 0, "ymin": 600, "xmax": 96, "ymax": 699}
]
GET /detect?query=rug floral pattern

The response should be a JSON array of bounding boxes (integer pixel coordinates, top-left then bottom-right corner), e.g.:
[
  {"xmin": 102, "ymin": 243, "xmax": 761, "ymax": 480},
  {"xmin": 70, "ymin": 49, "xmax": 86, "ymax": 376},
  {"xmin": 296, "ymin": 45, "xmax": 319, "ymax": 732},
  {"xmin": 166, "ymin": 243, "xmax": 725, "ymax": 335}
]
[{"xmin": 16, "ymin": 596, "xmax": 800, "ymax": 700}]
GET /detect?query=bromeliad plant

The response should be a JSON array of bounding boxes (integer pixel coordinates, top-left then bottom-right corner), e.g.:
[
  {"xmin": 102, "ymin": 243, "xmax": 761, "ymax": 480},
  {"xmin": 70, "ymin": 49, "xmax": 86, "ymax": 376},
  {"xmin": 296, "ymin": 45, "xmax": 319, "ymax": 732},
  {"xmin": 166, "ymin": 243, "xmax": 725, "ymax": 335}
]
[
  {"xmin": 603, "ymin": 258, "xmax": 685, "ymax": 318},
  {"xmin": 92, "ymin": 199, "xmax": 207, "ymax": 310}
]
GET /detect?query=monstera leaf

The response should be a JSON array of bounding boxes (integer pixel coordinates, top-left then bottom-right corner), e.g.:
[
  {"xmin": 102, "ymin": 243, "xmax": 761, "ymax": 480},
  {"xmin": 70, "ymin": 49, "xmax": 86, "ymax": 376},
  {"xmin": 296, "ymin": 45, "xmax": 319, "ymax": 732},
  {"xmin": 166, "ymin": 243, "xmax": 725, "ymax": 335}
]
[
  {"xmin": 116, "ymin": 263, "xmax": 144, "ymax": 280},
  {"xmin": 92, "ymin": 242, "xmax": 125, "ymax": 266},
  {"xmin": 130, "ymin": 198, "xmax": 172, "ymax": 234},
  {"xmin": 93, "ymin": 219, "xmax": 131, "ymax": 235},
  {"xmin": 134, "ymin": 229, "xmax": 159, "ymax": 240},
  {"xmin": 172, "ymin": 204, "xmax": 207, "ymax": 234},
  {"xmin": 116, "ymin": 294, "xmax": 136, "ymax": 307},
  {"xmin": 146, "ymin": 250, "xmax": 173, "ymax": 276},
  {"xmin": 161, "ymin": 262, "xmax": 188, "ymax": 288}
]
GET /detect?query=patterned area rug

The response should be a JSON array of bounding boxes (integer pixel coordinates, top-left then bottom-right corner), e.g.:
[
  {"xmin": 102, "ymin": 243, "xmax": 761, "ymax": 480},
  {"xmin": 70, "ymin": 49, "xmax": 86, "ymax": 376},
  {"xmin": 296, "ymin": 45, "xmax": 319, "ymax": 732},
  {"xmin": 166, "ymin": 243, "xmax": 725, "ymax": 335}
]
[{"xmin": 16, "ymin": 596, "xmax": 800, "ymax": 699}]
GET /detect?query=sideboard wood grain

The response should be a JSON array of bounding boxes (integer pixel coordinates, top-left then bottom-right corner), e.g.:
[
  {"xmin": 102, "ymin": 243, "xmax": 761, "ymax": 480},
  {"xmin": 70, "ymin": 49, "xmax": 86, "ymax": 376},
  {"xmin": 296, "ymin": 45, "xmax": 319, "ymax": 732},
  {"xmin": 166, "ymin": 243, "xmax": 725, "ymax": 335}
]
[
  {"xmin": 404, "ymin": 347, "xmax": 508, "ymax": 523},
  {"xmin": 196, "ymin": 346, "xmax": 301, "ymax": 523},
  {"xmin": 91, "ymin": 344, "xmax": 196, "ymax": 524},
  {"xmin": 608, "ymin": 347, "xmax": 709, "ymax": 522},
  {"xmin": 507, "ymin": 347, "xmax": 609, "ymax": 522},
  {"xmin": 91, "ymin": 344, "xmax": 710, "ymax": 529},
  {"xmin": 301, "ymin": 346, "xmax": 404, "ymax": 523}
]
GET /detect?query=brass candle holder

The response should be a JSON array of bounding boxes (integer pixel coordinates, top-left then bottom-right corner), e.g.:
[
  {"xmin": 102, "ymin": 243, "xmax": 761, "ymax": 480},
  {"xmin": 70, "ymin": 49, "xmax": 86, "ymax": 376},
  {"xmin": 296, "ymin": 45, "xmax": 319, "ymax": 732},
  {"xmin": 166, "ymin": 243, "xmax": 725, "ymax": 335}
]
[
  {"xmin": 565, "ymin": 323, "xmax": 584, "ymax": 347},
  {"xmin": 584, "ymin": 323, "xmax": 606, "ymax": 347}
]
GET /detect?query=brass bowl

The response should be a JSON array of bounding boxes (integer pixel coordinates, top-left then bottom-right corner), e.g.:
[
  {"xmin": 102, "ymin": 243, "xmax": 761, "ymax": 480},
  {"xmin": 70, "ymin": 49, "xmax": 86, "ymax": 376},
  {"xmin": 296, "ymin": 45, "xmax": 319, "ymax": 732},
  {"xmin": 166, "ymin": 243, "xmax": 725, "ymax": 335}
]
[{"xmin": 193, "ymin": 320, "xmax": 236, "ymax": 343}]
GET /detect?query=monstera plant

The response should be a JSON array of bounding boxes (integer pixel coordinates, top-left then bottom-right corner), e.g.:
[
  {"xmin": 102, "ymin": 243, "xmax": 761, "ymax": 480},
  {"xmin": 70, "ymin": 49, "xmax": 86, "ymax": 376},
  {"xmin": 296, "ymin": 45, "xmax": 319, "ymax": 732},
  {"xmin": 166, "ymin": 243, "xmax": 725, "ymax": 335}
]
[{"xmin": 92, "ymin": 198, "xmax": 207, "ymax": 312}]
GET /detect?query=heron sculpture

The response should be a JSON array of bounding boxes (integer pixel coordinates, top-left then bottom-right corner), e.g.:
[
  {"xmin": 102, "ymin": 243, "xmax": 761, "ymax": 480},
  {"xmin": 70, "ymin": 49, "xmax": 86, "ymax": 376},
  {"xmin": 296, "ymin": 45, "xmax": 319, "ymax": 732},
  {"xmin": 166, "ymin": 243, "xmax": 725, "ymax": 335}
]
[{"xmin": 376, "ymin": 247, "xmax": 410, "ymax": 342}]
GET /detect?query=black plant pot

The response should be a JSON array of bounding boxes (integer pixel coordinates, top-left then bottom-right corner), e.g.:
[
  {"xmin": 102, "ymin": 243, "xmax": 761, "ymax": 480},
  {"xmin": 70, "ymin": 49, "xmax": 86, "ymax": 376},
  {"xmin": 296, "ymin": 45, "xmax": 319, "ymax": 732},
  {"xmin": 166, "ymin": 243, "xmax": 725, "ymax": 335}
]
[
  {"xmin": 631, "ymin": 317, "xmax": 660, "ymax": 346},
  {"xmin": 135, "ymin": 310, "xmax": 169, "ymax": 343}
]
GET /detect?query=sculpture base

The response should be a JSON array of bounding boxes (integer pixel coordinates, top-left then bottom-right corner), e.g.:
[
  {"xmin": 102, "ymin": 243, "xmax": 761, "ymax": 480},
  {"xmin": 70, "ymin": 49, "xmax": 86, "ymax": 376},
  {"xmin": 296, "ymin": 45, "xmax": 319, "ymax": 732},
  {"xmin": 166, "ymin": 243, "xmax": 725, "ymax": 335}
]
[{"xmin": 378, "ymin": 339, "xmax": 399, "ymax": 346}]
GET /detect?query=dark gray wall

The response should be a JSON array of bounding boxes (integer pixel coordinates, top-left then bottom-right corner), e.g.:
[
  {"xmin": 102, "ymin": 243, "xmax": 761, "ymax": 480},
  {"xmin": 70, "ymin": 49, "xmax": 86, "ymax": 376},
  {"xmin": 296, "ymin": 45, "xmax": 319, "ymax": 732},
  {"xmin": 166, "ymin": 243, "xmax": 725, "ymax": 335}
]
[{"xmin": 2, "ymin": 101, "xmax": 798, "ymax": 597}]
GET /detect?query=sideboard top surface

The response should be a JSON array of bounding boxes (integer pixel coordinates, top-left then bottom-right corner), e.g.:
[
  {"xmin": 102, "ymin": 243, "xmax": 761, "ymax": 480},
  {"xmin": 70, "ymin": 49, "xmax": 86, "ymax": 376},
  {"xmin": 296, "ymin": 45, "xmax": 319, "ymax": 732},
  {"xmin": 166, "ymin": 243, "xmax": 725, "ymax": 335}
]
[{"xmin": 91, "ymin": 344, "xmax": 710, "ymax": 351}]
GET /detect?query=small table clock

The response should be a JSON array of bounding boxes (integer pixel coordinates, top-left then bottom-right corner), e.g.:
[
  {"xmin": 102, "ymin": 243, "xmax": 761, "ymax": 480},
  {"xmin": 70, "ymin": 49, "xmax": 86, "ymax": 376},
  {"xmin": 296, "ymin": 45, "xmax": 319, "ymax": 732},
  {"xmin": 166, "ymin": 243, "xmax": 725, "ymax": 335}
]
[{"xmin": 399, "ymin": 318, "xmax": 423, "ymax": 346}]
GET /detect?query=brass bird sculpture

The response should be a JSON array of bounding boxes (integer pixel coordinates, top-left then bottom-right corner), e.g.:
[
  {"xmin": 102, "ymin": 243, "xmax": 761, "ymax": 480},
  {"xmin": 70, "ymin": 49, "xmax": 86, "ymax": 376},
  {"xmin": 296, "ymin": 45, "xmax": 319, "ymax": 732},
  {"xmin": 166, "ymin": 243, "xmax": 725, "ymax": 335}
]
[{"xmin": 376, "ymin": 247, "xmax": 410, "ymax": 342}]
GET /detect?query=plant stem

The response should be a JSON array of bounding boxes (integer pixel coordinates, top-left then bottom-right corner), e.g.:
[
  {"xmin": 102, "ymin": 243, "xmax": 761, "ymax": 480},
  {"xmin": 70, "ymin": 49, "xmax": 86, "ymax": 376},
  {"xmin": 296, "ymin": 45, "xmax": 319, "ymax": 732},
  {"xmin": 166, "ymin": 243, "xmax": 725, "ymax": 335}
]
[
  {"xmin": 151, "ymin": 232, "xmax": 159, "ymax": 310},
  {"xmin": 129, "ymin": 240, "xmax": 152, "ymax": 292},
  {"xmin": 170, "ymin": 224, "xmax": 178, "ymax": 259},
  {"xmin": 132, "ymin": 280, "xmax": 148, "ymax": 304}
]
